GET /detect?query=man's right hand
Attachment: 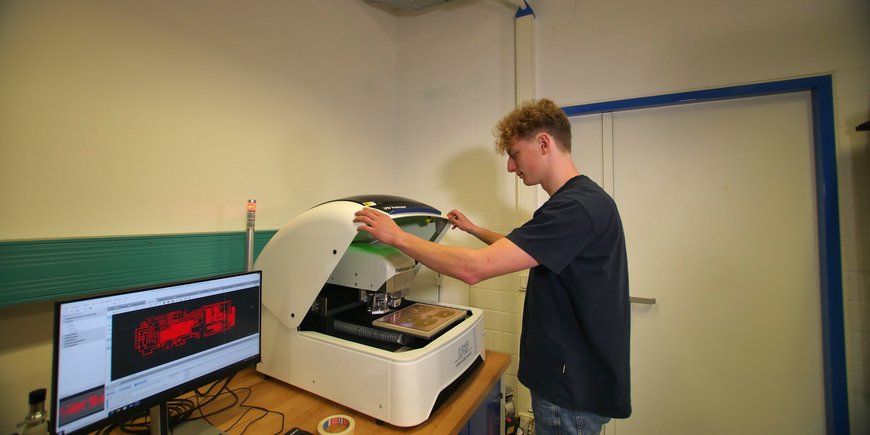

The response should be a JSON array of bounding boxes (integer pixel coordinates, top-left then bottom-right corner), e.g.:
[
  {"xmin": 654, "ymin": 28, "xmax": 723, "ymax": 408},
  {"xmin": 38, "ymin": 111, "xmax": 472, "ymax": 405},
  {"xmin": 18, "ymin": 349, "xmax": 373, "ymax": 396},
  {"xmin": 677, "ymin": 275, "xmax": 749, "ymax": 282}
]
[{"xmin": 447, "ymin": 209, "xmax": 475, "ymax": 233}]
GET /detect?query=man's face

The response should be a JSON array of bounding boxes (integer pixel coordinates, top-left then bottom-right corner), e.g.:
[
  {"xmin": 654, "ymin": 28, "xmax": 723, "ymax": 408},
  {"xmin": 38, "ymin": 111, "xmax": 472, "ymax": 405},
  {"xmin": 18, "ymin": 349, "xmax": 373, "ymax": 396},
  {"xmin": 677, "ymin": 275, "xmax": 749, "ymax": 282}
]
[{"xmin": 506, "ymin": 134, "xmax": 541, "ymax": 186}]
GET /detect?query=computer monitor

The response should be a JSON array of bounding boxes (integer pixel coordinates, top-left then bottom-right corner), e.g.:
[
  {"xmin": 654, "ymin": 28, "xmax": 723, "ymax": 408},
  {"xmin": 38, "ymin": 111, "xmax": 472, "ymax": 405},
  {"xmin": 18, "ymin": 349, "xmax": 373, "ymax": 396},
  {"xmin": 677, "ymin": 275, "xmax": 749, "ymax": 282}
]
[{"xmin": 51, "ymin": 271, "xmax": 262, "ymax": 435}]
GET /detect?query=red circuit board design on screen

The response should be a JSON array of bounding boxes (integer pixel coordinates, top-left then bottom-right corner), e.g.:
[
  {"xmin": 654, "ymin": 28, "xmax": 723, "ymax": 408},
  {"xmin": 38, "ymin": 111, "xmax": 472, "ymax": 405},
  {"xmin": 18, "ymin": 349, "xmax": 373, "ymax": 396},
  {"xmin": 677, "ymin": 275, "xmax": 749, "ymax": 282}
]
[
  {"xmin": 60, "ymin": 390, "xmax": 104, "ymax": 419},
  {"xmin": 134, "ymin": 301, "xmax": 236, "ymax": 356}
]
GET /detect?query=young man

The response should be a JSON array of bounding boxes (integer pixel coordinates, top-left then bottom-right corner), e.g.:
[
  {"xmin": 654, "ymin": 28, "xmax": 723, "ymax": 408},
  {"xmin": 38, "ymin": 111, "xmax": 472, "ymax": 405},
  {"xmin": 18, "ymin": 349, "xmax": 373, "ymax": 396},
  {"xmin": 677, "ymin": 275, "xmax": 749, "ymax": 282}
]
[{"xmin": 353, "ymin": 98, "xmax": 631, "ymax": 435}]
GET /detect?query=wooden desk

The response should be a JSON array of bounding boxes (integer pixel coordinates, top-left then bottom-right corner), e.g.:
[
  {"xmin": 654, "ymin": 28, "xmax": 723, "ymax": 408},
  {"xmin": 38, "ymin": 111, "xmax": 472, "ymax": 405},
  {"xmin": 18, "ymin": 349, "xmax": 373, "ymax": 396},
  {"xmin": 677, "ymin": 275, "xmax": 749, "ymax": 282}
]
[{"xmin": 197, "ymin": 350, "xmax": 510, "ymax": 435}]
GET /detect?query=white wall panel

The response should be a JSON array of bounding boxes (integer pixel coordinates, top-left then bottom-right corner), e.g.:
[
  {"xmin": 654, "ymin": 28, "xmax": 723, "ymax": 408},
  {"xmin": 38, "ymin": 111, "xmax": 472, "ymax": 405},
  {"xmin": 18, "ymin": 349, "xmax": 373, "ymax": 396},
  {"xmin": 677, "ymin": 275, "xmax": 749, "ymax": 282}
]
[{"xmin": 611, "ymin": 92, "xmax": 824, "ymax": 434}]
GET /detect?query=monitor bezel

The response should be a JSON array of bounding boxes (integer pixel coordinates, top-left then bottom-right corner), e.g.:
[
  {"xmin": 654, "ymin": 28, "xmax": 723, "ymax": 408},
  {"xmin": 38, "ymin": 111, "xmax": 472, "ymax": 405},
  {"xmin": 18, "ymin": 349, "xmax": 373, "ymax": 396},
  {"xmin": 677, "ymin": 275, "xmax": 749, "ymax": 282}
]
[{"xmin": 50, "ymin": 271, "xmax": 262, "ymax": 435}]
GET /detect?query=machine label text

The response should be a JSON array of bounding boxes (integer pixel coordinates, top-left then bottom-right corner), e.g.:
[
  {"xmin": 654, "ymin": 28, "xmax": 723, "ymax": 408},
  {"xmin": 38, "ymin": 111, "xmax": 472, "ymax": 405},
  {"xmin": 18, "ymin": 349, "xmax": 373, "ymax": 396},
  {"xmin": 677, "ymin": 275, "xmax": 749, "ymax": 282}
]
[{"xmin": 454, "ymin": 340, "xmax": 472, "ymax": 367}]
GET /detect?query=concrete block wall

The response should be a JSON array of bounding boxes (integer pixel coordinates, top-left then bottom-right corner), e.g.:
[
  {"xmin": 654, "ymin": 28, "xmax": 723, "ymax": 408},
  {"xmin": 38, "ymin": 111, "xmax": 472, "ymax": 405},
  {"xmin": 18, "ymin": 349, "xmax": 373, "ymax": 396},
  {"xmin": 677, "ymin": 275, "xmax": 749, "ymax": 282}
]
[
  {"xmin": 839, "ymin": 66, "xmax": 870, "ymax": 433},
  {"xmin": 395, "ymin": 0, "xmax": 869, "ymax": 432},
  {"xmin": 392, "ymin": 0, "xmax": 527, "ymax": 412}
]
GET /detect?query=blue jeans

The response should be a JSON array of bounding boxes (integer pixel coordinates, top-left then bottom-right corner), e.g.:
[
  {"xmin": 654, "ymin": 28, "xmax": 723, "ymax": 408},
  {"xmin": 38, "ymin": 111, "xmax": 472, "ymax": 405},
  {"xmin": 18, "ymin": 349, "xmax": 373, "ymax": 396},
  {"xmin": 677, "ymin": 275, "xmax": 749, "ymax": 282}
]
[{"xmin": 531, "ymin": 392, "xmax": 611, "ymax": 435}]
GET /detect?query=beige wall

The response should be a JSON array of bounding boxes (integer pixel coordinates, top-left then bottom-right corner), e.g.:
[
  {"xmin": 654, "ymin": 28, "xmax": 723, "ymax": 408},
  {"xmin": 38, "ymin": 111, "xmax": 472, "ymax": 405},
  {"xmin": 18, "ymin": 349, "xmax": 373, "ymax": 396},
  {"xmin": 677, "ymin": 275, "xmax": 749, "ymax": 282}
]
[
  {"xmin": 394, "ymin": 0, "xmax": 869, "ymax": 433},
  {"xmin": 0, "ymin": 0, "xmax": 399, "ymax": 240},
  {"xmin": 0, "ymin": 0, "xmax": 399, "ymax": 427}
]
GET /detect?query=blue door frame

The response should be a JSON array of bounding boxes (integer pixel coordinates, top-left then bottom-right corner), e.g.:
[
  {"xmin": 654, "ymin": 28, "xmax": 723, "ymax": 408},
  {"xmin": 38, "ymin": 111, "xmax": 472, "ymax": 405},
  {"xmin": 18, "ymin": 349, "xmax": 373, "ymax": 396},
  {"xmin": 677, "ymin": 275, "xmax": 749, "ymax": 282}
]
[{"xmin": 561, "ymin": 75, "xmax": 848, "ymax": 435}]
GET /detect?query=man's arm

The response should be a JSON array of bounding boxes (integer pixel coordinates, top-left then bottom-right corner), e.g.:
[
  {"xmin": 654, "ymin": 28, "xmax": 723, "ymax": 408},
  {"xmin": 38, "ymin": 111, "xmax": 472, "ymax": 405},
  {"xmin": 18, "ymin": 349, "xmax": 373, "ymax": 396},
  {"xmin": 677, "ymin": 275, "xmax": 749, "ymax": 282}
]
[
  {"xmin": 353, "ymin": 208, "xmax": 537, "ymax": 285},
  {"xmin": 446, "ymin": 209, "xmax": 505, "ymax": 245}
]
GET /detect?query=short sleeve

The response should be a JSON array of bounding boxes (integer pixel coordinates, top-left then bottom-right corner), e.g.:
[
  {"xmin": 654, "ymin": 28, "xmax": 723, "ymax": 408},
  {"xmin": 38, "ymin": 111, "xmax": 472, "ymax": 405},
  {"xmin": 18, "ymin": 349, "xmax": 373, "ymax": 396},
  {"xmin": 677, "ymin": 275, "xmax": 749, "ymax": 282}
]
[{"xmin": 506, "ymin": 196, "xmax": 596, "ymax": 273}]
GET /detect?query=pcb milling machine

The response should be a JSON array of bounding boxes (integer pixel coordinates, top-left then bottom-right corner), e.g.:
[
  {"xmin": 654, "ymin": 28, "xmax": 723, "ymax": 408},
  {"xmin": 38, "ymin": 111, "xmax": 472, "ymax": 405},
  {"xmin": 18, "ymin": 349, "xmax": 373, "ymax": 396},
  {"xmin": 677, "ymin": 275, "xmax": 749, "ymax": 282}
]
[{"xmin": 254, "ymin": 195, "xmax": 486, "ymax": 427}]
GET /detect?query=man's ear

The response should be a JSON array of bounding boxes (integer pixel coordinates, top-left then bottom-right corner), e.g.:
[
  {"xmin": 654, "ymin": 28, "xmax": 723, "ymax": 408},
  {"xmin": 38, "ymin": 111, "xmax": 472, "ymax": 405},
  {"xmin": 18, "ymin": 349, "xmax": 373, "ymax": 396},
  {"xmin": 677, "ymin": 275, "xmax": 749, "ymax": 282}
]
[{"xmin": 538, "ymin": 132, "xmax": 552, "ymax": 155}]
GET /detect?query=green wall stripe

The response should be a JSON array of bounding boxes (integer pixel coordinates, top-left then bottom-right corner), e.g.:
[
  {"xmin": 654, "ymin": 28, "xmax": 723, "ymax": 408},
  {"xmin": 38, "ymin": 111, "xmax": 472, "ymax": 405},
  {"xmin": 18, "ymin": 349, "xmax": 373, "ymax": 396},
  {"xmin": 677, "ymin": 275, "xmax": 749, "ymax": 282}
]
[{"xmin": 0, "ymin": 231, "xmax": 277, "ymax": 307}]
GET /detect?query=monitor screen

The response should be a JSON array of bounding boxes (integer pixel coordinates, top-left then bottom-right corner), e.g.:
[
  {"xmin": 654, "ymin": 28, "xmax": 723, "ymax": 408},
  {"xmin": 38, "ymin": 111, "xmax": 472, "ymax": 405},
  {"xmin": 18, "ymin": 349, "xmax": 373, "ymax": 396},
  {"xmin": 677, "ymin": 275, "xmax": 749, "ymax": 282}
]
[{"xmin": 51, "ymin": 271, "xmax": 262, "ymax": 435}]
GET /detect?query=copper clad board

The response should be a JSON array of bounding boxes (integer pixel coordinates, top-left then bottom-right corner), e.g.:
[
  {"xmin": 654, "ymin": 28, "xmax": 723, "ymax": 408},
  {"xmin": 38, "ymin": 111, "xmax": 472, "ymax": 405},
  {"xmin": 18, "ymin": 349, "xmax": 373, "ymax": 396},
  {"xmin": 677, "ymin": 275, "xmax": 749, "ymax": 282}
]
[{"xmin": 372, "ymin": 303, "xmax": 467, "ymax": 339}]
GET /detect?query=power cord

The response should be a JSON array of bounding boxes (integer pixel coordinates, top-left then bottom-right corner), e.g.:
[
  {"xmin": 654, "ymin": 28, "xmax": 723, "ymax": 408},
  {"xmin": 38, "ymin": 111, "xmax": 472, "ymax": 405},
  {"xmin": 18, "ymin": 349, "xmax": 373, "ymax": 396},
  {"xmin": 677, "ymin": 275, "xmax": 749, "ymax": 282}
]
[
  {"xmin": 94, "ymin": 374, "xmax": 286, "ymax": 435},
  {"xmin": 188, "ymin": 374, "xmax": 285, "ymax": 435}
]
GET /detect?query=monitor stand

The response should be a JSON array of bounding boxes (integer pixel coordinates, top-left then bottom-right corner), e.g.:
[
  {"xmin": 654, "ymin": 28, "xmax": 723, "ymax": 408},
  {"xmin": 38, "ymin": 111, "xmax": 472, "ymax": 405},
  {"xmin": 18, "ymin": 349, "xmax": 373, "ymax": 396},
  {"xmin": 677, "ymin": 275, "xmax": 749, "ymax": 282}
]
[{"xmin": 149, "ymin": 403, "xmax": 225, "ymax": 435}]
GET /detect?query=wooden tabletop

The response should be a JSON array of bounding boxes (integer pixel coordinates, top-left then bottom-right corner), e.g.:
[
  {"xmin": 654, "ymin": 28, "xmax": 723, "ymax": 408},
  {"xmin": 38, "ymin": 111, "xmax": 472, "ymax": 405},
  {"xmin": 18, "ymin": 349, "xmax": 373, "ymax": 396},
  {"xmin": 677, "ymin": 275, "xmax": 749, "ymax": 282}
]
[{"xmin": 194, "ymin": 350, "xmax": 511, "ymax": 435}]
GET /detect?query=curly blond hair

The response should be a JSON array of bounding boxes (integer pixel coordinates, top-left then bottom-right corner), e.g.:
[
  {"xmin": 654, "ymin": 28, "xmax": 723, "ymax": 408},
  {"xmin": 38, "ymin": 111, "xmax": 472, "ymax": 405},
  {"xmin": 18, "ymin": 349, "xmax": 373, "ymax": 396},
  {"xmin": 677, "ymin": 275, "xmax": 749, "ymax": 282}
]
[{"xmin": 493, "ymin": 98, "xmax": 572, "ymax": 154}]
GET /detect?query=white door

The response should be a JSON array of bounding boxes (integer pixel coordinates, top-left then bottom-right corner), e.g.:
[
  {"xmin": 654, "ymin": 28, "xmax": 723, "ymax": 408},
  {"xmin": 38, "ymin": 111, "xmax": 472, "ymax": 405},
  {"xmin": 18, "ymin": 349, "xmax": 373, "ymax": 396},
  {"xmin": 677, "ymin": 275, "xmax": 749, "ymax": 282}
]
[{"xmin": 568, "ymin": 92, "xmax": 825, "ymax": 434}]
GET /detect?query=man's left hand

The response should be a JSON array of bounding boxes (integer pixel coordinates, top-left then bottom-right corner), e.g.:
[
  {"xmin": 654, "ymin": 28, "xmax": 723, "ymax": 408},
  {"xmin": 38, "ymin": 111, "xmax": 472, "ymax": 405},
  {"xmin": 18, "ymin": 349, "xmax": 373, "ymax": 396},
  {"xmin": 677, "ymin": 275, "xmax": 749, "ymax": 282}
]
[{"xmin": 353, "ymin": 207, "xmax": 403, "ymax": 246}]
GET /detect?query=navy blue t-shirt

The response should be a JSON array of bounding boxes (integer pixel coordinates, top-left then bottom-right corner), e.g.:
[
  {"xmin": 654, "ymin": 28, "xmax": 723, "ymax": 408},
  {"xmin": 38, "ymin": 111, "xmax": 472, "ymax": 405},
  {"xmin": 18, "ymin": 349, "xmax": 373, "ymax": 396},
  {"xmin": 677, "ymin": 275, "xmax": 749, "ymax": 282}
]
[{"xmin": 506, "ymin": 175, "xmax": 631, "ymax": 418}]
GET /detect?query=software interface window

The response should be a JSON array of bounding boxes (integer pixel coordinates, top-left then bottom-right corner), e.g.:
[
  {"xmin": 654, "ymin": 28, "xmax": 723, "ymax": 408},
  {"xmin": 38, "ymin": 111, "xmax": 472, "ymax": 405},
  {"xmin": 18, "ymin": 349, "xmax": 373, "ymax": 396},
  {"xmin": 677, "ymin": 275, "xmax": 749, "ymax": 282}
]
[{"xmin": 53, "ymin": 273, "xmax": 261, "ymax": 434}]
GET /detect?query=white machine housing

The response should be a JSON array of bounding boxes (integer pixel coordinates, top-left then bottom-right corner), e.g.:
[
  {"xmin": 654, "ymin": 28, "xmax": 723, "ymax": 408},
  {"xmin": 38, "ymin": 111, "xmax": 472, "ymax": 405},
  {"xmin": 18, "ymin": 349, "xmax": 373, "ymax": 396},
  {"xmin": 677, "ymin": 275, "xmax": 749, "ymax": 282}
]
[{"xmin": 254, "ymin": 195, "xmax": 485, "ymax": 427}]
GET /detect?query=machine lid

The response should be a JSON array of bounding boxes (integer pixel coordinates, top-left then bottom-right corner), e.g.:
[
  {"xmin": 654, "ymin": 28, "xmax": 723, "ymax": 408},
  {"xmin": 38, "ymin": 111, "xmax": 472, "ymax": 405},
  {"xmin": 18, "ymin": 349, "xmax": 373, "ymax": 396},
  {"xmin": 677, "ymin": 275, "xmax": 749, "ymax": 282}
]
[
  {"xmin": 256, "ymin": 196, "xmax": 450, "ymax": 330},
  {"xmin": 324, "ymin": 195, "xmax": 441, "ymax": 216},
  {"xmin": 330, "ymin": 195, "xmax": 449, "ymax": 245}
]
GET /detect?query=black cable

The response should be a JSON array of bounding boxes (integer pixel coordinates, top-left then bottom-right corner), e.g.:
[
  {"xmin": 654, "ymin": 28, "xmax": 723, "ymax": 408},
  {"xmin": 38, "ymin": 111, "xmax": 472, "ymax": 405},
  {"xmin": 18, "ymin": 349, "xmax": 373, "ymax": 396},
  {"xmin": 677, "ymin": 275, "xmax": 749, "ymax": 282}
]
[
  {"xmin": 191, "ymin": 381, "xmax": 285, "ymax": 434},
  {"xmin": 222, "ymin": 388, "xmax": 250, "ymax": 432},
  {"xmin": 233, "ymin": 386, "xmax": 285, "ymax": 435},
  {"xmin": 187, "ymin": 375, "xmax": 236, "ymax": 418},
  {"xmin": 92, "ymin": 373, "xmax": 286, "ymax": 434},
  {"xmin": 116, "ymin": 399, "xmax": 197, "ymax": 434},
  {"xmin": 189, "ymin": 379, "xmax": 240, "ymax": 425}
]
